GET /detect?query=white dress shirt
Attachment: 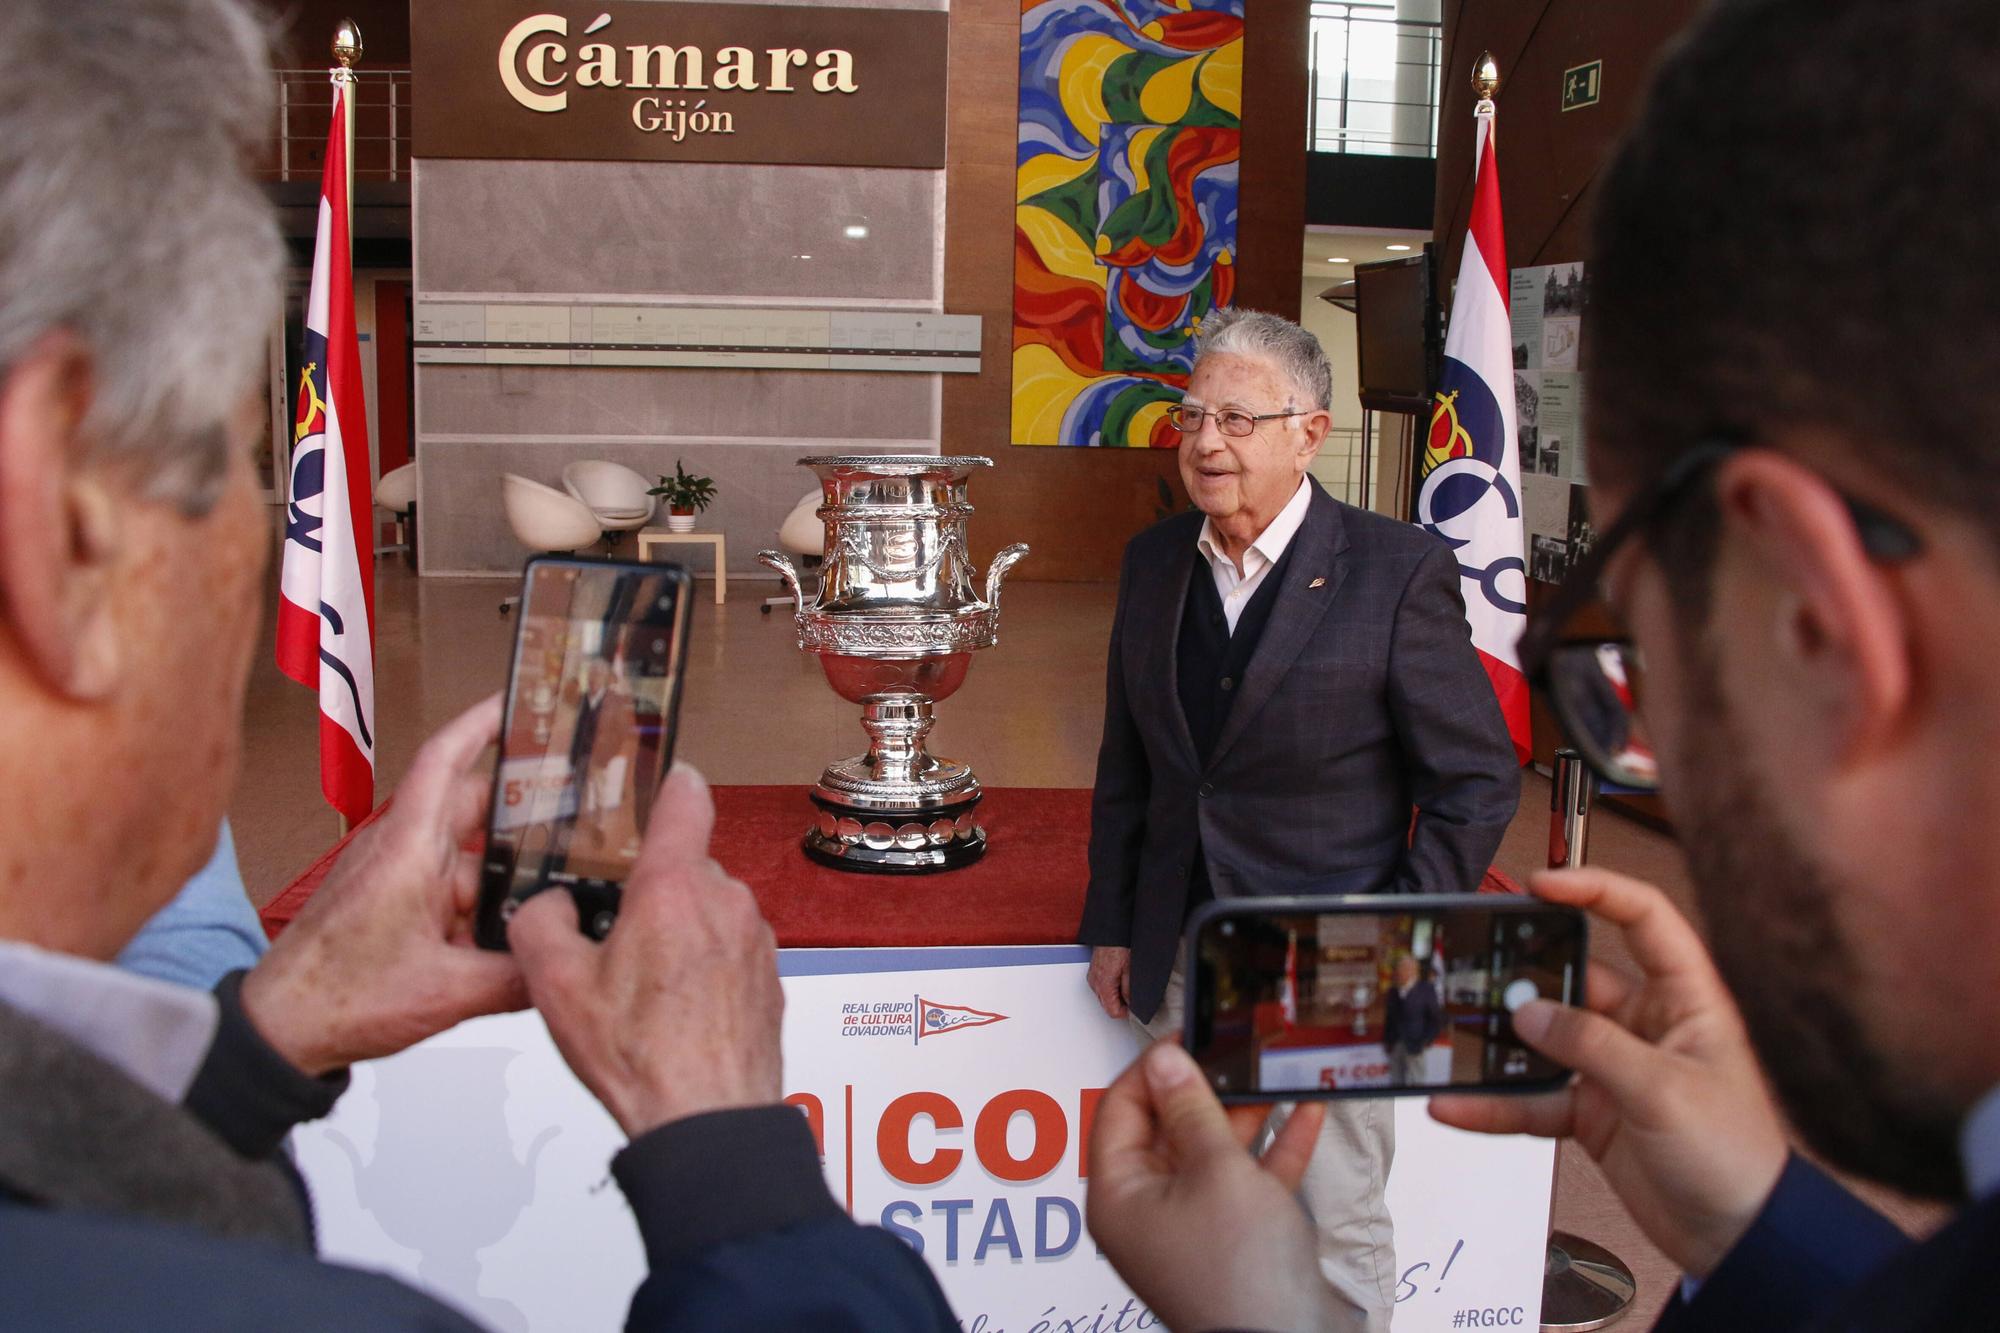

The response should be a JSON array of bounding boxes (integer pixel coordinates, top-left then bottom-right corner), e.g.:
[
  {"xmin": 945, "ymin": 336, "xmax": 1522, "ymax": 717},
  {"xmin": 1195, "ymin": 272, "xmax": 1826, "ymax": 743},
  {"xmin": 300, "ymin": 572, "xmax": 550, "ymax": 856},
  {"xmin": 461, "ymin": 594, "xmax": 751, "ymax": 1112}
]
[
  {"xmin": 1194, "ymin": 476, "xmax": 1313, "ymax": 634},
  {"xmin": 1961, "ymin": 1080, "xmax": 2000, "ymax": 1201},
  {"xmin": 0, "ymin": 938, "xmax": 217, "ymax": 1102}
]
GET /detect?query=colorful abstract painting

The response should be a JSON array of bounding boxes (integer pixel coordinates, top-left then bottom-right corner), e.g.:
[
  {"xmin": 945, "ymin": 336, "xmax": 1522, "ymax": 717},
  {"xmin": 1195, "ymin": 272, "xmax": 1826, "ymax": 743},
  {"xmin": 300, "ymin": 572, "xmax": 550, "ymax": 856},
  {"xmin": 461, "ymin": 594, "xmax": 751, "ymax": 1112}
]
[{"xmin": 1013, "ymin": 0, "xmax": 1244, "ymax": 447}]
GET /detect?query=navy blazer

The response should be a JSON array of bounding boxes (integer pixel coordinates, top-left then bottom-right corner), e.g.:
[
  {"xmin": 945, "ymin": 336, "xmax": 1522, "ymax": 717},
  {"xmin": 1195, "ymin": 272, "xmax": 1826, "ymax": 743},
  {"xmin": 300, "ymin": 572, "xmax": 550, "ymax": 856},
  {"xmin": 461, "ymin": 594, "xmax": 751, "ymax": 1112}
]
[
  {"xmin": 1653, "ymin": 1153, "xmax": 1998, "ymax": 1332},
  {"xmin": 1079, "ymin": 480, "xmax": 1521, "ymax": 1023},
  {"xmin": 1384, "ymin": 979, "xmax": 1444, "ymax": 1055}
]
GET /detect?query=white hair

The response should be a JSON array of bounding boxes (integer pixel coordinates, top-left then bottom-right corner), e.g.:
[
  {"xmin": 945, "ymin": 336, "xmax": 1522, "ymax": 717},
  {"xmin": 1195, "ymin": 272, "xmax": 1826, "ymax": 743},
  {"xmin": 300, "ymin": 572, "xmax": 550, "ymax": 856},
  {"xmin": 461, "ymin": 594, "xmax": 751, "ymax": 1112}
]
[
  {"xmin": 0, "ymin": 0, "xmax": 282, "ymax": 512},
  {"xmin": 1194, "ymin": 307, "xmax": 1334, "ymax": 412}
]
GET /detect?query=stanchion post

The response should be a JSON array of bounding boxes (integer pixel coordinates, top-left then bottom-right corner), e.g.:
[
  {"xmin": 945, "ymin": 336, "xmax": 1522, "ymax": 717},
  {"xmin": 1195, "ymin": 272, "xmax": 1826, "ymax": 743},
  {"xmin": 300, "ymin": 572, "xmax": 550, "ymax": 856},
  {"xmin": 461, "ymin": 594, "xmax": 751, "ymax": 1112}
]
[
  {"xmin": 1540, "ymin": 747, "xmax": 1638, "ymax": 1330},
  {"xmin": 1549, "ymin": 746, "xmax": 1594, "ymax": 869}
]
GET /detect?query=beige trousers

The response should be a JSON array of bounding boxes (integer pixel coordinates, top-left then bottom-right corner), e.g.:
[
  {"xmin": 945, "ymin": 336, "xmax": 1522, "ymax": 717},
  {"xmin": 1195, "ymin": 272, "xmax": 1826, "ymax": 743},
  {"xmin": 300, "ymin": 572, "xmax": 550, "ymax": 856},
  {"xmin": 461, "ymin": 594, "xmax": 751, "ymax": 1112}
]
[{"xmin": 1138, "ymin": 964, "xmax": 1398, "ymax": 1333}]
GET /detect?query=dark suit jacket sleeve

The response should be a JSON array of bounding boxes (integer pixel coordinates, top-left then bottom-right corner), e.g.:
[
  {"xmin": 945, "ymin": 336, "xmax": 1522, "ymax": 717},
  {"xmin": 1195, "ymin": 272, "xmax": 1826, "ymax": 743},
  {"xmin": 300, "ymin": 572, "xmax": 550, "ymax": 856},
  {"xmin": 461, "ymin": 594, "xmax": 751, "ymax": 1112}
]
[
  {"xmin": 1651, "ymin": 1154, "xmax": 1907, "ymax": 1333},
  {"xmin": 185, "ymin": 971, "xmax": 350, "ymax": 1160},
  {"xmin": 1383, "ymin": 543, "xmax": 1521, "ymax": 895},
  {"xmin": 619, "ymin": 1106, "xmax": 957, "ymax": 1331},
  {"xmin": 1079, "ymin": 544, "xmax": 1148, "ymax": 948}
]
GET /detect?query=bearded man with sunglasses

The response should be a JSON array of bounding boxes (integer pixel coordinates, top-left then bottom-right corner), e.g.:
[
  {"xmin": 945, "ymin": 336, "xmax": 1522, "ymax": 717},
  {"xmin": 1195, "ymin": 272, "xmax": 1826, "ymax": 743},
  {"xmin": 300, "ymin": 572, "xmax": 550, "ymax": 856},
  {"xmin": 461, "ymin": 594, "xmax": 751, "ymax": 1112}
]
[
  {"xmin": 1077, "ymin": 307, "xmax": 1521, "ymax": 1329},
  {"xmin": 1082, "ymin": 1, "xmax": 2000, "ymax": 1329},
  {"xmin": 1425, "ymin": 0, "xmax": 2000, "ymax": 1324}
]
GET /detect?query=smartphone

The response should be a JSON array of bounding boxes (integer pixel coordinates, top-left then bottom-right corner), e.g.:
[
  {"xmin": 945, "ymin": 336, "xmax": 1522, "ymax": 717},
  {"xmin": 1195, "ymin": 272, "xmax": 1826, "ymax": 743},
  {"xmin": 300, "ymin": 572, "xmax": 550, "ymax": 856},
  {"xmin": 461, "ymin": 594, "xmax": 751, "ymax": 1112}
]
[
  {"xmin": 474, "ymin": 556, "xmax": 693, "ymax": 950},
  {"xmin": 1183, "ymin": 894, "xmax": 1586, "ymax": 1100}
]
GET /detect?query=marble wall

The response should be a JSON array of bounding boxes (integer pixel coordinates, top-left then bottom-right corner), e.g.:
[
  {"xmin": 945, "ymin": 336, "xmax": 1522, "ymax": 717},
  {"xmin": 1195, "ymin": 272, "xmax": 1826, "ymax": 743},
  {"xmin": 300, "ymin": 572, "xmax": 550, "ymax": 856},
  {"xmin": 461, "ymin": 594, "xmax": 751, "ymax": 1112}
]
[{"xmin": 413, "ymin": 2, "xmax": 951, "ymax": 576}]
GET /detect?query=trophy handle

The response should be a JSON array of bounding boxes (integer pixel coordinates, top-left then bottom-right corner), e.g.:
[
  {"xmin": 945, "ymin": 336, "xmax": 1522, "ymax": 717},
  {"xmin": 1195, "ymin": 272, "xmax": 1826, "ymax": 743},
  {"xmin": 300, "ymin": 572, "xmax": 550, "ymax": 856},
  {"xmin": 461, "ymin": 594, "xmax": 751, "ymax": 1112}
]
[
  {"xmin": 757, "ymin": 549, "xmax": 806, "ymax": 616},
  {"xmin": 982, "ymin": 543, "xmax": 1030, "ymax": 610}
]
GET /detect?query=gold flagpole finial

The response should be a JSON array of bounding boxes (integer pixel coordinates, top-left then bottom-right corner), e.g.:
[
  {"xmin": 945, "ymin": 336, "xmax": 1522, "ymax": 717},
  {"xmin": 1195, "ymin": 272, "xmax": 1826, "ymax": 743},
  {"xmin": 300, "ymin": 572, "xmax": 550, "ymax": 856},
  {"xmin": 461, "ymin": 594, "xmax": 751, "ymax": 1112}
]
[
  {"xmin": 1472, "ymin": 51, "xmax": 1500, "ymax": 102},
  {"xmin": 332, "ymin": 19, "xmax": 364, "ymax": 71}
]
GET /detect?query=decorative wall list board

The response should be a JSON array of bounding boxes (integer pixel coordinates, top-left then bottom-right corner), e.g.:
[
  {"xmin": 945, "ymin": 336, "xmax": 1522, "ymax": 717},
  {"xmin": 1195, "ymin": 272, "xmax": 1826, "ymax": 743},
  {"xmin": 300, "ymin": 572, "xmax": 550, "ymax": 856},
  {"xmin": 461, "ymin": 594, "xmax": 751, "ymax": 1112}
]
[{"xmin": 1510, "ymin": 263, "xmax": 1594, "ymax": 583}]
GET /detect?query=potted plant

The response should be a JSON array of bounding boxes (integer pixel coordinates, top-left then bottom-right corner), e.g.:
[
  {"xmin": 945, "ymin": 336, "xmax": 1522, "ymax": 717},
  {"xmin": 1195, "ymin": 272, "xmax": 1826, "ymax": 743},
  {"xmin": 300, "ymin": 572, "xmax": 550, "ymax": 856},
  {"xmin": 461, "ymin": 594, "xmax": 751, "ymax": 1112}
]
[{"xmin": 648, "ymin": 459, "xmax": 717, "ymax": 533}]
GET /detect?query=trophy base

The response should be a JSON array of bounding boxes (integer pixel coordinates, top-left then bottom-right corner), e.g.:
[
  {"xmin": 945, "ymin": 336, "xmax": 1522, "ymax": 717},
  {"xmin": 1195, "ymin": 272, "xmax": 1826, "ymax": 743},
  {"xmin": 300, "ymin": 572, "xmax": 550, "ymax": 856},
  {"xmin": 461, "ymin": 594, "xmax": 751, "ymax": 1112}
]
[{"xmin": 803, "ymin": 789, "xmax": 987, "ymax": 874}]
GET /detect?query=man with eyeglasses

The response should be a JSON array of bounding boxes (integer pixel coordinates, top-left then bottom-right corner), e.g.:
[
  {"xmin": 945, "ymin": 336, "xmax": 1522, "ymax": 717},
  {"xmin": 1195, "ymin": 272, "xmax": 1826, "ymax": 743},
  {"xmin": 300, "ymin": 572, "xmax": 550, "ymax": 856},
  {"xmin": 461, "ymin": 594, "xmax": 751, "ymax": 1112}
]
[
  {"xmin": 1077, "ymin": 307, "xmax": 1521, "ymax": 1329},
  {"xmin": 1083, "ymin": 1, "xmax": 2000, "ymax": 1328}
]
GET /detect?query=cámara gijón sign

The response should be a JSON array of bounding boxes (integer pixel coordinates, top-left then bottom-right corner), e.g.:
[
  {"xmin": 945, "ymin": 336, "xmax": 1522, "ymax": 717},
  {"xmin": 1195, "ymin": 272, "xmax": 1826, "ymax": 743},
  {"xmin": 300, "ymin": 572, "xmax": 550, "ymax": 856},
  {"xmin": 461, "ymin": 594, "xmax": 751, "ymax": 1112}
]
[{"xmin": 413, "ymin": 1, "xmax": 948, "ymax": 169}]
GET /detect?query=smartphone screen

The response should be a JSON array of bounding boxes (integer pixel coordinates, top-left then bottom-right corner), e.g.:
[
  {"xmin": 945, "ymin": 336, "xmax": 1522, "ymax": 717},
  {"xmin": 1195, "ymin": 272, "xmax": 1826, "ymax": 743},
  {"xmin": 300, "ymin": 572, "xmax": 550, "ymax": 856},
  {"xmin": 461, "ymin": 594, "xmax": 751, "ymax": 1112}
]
[
  {"xmin": 1185, "ymin": 895, "xmax": 1585, "ymax": 1099},
  {"xmin": 475, "ymin": 557, "xmax": 692, "ymax": 949}
]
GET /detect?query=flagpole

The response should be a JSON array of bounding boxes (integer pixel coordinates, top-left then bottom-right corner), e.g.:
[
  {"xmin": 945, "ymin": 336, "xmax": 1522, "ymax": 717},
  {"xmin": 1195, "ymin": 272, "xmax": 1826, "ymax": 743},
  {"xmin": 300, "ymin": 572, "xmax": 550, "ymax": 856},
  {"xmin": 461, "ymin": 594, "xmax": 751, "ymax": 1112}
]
[
  {"xmin": 332, "ymin": 21, "xmax": 361, "ymax": 236},
  {"xmin": 332, "ymin": 20, "xmax": 361, "ymax": 841}
]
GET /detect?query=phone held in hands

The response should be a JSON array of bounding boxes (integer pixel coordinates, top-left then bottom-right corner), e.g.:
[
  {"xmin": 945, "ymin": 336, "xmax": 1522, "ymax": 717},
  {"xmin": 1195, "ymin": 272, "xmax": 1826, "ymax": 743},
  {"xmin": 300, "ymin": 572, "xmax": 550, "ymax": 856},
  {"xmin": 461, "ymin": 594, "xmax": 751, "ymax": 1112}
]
[
  {"xmin": 1183, "ymin": 894, "xmax": 1586, "ymax": 1100},
  {"xmin": 474, "ymin": 556, "xmax": 693, "ymax": 950}
]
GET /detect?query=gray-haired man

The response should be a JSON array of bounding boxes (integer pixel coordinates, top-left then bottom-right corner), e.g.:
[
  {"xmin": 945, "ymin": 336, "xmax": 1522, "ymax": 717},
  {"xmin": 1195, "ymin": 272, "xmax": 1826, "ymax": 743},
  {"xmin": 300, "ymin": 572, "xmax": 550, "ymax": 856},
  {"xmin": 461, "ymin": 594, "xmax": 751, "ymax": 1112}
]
[
  {"xmin": 0, "ymin": 1, "xmax": 954, "ymax": 1326},
  {"xmin": 1078, "ymin": 308, "xmax": 1521, "ymax": 1329}
]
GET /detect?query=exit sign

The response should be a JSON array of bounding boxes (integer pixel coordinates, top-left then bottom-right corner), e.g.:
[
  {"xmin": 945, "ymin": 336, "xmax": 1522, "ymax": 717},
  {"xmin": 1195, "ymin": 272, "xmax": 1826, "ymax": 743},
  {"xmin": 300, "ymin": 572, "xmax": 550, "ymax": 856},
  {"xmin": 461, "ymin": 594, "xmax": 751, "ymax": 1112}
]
[{"xmin": 1562, "ymin": 61, "xmax": 1602, "ymax": 111}]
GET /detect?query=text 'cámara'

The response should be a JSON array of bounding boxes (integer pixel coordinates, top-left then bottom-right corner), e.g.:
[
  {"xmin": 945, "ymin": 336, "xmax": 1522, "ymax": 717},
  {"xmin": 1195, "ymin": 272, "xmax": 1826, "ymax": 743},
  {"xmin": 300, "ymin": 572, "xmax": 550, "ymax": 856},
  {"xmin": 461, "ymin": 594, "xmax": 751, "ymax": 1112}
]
[{"xmin": 500, "ymin": 13, "xmax": 859, "ymax": 114}]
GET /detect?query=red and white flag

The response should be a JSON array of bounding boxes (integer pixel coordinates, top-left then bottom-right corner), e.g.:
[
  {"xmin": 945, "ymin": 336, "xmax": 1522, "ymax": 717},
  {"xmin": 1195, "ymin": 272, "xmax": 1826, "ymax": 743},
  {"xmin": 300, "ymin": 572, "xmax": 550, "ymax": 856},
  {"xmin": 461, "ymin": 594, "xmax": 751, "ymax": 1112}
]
[
  {"xmin": 277, "ymin": 81, "xmax": 375, "ymax": 823},
  {"xmin": 1415, "ymin": 91, "xmax": 1532, "ymax": 764}
]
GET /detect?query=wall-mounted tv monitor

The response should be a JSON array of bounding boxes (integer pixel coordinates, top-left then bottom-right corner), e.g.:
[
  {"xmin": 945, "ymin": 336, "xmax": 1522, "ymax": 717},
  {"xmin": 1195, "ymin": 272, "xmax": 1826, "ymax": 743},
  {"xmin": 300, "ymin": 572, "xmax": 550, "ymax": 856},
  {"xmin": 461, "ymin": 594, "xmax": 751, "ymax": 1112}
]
[{"xmin": 1354, "ymin": 251, "xmax": 1438, "ymax": 415}]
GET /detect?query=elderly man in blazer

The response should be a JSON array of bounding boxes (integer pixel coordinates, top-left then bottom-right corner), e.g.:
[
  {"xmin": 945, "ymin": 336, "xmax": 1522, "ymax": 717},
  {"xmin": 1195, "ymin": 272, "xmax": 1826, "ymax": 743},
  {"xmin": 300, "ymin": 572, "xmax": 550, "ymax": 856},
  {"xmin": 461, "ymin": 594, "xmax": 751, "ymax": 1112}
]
[{"xmin": 1078, "ymin": 307, "xmax": 1520, "ymax": 1329}]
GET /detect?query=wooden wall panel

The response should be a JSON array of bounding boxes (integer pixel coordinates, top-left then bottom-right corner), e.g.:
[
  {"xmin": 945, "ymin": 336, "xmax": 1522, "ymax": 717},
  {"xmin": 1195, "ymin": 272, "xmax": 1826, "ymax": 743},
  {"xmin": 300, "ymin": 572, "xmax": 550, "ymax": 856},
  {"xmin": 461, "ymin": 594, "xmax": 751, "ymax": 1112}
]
[
  {"xmin": 944, "ymin": 0, "xmax": 1308, "ymax": 580},
  {"xmin": 1433, "ymin": 0, "xmax": 1704, "ymax": 281},
  {"xmin": 262, "ymin": 0, "xmax": 412, "ymax": 65},
  {"xmin": 1234, "ymin": 0, "xmax": 1309, "ymax": 319}
]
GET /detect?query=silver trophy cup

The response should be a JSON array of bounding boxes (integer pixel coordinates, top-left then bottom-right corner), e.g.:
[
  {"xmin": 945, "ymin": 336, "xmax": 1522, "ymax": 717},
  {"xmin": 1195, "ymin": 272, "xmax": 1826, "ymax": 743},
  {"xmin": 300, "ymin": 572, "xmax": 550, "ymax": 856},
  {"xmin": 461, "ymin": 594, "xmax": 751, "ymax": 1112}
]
[{"xmin": 759, "ymin": 455, "xmax": 1027, "ymax": 872}]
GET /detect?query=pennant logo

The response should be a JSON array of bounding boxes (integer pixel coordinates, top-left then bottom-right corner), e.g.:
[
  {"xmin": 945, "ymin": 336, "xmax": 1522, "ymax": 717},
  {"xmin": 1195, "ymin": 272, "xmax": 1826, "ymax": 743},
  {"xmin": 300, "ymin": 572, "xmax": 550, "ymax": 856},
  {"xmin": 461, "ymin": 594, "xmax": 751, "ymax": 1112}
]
[{"xmin": 917, "ymin": 997, "xmax": 1008, "ymax": 1041}]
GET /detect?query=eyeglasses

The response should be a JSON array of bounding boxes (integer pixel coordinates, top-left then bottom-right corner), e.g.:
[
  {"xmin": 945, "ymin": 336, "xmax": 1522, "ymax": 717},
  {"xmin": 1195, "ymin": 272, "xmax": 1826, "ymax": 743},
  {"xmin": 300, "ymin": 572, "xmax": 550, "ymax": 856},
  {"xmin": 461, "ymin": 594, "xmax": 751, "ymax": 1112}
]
[
  {"xmin": 1166, "ymin": 404, "xmax": 1308, "ymax": 438},
  {"xmin": 1517, "ymin": 439, "xmax": 1924, "ymax": 791}
]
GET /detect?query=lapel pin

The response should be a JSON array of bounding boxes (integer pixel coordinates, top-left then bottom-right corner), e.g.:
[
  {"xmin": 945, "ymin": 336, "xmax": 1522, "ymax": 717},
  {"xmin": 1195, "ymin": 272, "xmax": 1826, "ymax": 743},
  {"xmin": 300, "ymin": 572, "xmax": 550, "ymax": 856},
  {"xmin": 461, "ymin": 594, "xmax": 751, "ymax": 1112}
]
[{"xmin": 1308, "ymin": 577, "xmax": 1326, "ymax": 589}]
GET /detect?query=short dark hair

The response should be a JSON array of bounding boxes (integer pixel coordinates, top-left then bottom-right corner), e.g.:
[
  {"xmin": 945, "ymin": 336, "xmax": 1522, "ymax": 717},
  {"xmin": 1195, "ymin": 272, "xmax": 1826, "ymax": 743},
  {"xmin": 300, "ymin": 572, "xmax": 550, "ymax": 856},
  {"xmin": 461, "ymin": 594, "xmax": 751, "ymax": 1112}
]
[{"xmin": 1588, "ymin": 0, "xmax": 2000, "ymax": 567}]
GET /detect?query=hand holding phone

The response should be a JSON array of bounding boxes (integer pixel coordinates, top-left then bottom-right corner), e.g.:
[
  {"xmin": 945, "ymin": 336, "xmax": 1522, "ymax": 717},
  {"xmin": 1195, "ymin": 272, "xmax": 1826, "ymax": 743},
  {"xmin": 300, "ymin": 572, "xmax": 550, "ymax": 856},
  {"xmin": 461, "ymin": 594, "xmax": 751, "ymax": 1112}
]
[
  {"xmin": 509, "ymin": 762, "xmax": 783, "ymax": 1139},
  {"xmin": 476, "ymin": 557, "xmax": 693, "ymax": 950},
  {"xmin": 1429, "ymin": 869, "xmax": 1789, "ymax": 1280},
  {"xmin": 1087, "ymin": 1042, "xmax": 1343, "ymax": 1333},
  {"xmin": 1184, "ymin": 894, "xmax": 1587, "ymax": 1099},
  {"xmin": 244, "ymin": 695, "xmax": 528, "ymax": 1074}
]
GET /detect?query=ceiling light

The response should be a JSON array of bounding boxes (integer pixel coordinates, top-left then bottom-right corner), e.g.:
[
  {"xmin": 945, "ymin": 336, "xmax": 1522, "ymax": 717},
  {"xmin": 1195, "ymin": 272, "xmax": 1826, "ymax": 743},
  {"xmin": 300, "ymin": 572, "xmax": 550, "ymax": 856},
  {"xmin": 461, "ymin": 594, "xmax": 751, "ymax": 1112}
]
[
  {"xmin": 843, "ymin": 224, "xmax": 869, "ymax": 240},
  {"xmin": 796, "ymin": 253, "xmax": 813, "ymax": 260},
  {"xmin": 1326, "ymin": 256, "xmax": 1350, "ymax": 264},
  {"xmin": 1386, "ymin": 243, "xmax": 1412, "ymax": 251}
]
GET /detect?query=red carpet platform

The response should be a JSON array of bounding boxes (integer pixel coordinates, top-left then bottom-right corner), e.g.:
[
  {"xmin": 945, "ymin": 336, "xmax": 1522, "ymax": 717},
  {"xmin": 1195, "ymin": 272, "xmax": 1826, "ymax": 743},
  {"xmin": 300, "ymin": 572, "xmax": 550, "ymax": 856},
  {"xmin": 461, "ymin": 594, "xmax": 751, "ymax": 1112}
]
[{"xmin": 260, "ymin": 785, "xmax": 1521, "ymax": 947}]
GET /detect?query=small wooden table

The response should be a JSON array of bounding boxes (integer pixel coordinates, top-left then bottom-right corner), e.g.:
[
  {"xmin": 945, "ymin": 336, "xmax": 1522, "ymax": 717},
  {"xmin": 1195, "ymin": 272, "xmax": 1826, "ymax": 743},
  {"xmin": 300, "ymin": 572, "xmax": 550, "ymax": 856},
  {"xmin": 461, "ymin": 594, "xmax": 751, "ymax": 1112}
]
[{"xmin": 636, "ymin": 528, "xmax": 726, "ymax": 603}]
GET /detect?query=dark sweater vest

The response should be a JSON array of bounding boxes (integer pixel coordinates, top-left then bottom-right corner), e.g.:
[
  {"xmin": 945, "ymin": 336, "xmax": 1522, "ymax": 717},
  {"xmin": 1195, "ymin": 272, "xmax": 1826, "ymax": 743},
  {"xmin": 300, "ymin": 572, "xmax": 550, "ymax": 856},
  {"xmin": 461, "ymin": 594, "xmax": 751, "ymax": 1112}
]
[{"xmin": 1175, "ymin": 539, "xmax": 1298, "ymax": 916}]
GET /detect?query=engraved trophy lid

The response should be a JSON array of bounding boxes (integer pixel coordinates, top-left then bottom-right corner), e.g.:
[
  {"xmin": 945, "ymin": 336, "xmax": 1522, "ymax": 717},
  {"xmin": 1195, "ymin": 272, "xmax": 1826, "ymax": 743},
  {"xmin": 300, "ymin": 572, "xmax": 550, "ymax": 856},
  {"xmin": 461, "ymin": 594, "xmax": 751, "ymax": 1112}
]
[{"xmin": 799, "ymin": 454, "xmax": 994, "ymax": 472}]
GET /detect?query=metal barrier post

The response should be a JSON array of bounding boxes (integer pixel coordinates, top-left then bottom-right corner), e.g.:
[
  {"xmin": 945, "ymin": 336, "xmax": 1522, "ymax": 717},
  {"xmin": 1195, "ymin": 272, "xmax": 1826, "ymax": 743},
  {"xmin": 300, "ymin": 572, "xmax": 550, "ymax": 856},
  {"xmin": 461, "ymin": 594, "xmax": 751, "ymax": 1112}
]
[
  {"xmin": 1549, "ymin": 747, "xmax": 1593, "ymax": 869},
  {"xmin": 1540, "ymin": 748, "xmax": 1639, "ymax": 1330}
]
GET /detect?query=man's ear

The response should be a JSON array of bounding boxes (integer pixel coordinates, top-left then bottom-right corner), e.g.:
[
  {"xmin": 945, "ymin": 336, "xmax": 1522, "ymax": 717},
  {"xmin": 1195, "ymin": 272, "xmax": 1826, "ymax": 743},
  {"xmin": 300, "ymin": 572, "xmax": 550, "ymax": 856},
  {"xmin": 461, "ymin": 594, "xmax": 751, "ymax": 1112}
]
[
  {"xmin": 0, "ymin": 334, "xmax": 126, "ymax": 699},
  {"xmin": 1712, "ymin": 449, "xmax": 1912, "ymax": 763},
  {"xmin": 1296, "ymin": 409, "xmax": 1332, "ymax": 461}
]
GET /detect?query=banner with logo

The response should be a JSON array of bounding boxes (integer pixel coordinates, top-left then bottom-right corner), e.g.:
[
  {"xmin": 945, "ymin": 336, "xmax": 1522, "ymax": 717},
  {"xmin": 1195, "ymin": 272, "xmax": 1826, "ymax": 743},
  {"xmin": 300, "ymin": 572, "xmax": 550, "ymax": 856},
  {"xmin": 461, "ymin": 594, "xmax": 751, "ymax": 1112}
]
[{"xmin": 293, "ymin": 947, "xmax": 1552, "ymax": 1331}]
